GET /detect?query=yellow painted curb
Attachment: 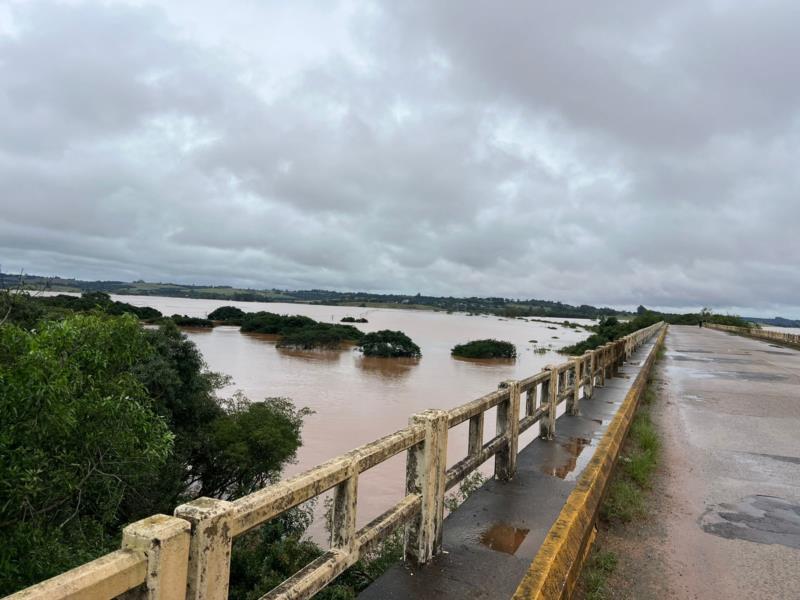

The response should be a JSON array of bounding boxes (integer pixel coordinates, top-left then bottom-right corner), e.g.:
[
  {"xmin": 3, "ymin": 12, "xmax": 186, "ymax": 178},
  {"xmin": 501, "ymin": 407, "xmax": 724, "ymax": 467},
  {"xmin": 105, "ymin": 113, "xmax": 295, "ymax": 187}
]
[{"xmin": 512, "ymin": 326, "xmax": 667, "ymax": 600}]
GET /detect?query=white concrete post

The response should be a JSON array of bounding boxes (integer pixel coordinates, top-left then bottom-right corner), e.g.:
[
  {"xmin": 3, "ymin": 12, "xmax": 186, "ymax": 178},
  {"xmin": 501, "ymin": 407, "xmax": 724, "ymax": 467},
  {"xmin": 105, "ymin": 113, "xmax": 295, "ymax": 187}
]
[
  {"xmin": 525, "ymin": 385, "xmax": 536, "ymax": 417},
  {"xmin": 568, "ymin": 358, "xmax": 581, "ymax": 416},
  {"xmin": 599, "ymin": 345, "xmax": 608, "ymax": 386},
  {"xmin": 583, "ymin": 350, "xmax": 594, "ymax": 399},
  {"xmin": 540, "ymin": 366, "xmax": 558, "ymax": 440},
  {"xmin": 174, "ymin": 497, "xmax": 234, "ymax": 600},
  {"xmin": 468, "ymin": 412, "xmax": 484, "ymax": 456},
  {"xmin": 331, "ymin": 458, "xmax": 358, "ymax": 552},
  {"xmin": 404, "ymin": 409, "xmax": 449, "ymax": 564},
  {"xmin": 122, "ymin": 514, "xmax": 191, "ymax": 600},
  {"xmin": 495, "ymin": 380, "xmax": 521, "ymax": 481}
]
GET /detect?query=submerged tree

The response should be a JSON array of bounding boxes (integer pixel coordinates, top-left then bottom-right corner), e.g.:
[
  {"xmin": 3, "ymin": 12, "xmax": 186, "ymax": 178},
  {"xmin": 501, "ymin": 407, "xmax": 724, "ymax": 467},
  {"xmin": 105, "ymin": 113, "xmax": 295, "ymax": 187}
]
[
  {"xmin": 451, "ymin": 339, "xmax": 516, "ymax": 359},
  {"xmin": 357, "ymin": 330, "xmax": 421, "ymax": 358}
]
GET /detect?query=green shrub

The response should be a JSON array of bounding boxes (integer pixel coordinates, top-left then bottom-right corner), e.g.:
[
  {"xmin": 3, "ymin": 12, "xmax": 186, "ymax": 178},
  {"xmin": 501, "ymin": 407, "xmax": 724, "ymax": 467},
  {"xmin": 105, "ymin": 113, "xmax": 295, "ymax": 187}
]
[
  {"xmin": 208, "ymin": 305, "xmax": 246, "ymax": 323},
  {"xmin": 277, "ymin": 326, "xmax": 359, "ymax": 350},
  {"xmin": 358, "ymin": 330, "xmax": 421, "ymax": 358},
  {"xmin": 168, "ymin": 314, "xmax": 215, "ymax": 328},
  {"xmin": 451, "ymin": 339, "xmax": 516, "ymax": 359}
]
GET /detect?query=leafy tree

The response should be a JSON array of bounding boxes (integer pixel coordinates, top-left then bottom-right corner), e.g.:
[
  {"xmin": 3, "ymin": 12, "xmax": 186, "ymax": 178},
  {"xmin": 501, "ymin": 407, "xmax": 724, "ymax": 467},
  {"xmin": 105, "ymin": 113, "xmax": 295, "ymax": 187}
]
[
  {"xmin": 0, "ymin": 315, "xmax": 174, "ymax": 592},
  {"xmin": 167, "ymin": 314, "xmax": 215, "ymax": 328},
  {"xmin": 0, "ymin": 310, "xmax": 312, "ymax": 595},
  {"xmin": 451, "ymin": 339, "xmax": 516, "ymax": 359},
  {"xmin": 208, "ymin": 305, "xmax": 247, "ymax": 323},
  {"xmin": 358, "ymin": 330, "xmax": 421, "ymax": 358},
  {"xmin": 241, "ymin": 312, "xmax": 363, "ymax": 349}
]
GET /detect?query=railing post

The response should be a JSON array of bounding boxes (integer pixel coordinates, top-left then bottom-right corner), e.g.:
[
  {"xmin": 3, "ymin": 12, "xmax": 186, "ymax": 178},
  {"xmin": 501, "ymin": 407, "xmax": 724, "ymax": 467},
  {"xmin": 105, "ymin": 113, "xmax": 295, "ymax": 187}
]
[
  {"xmin": 174, "ymin": 497, "xmax": 233, "ymax": 600},
  {"xmin": 583, "ymin": 350, "xmax": 594, "ymax": 398},
  {"xmin": 495, "ymin": 380, "xmax": 520, "ymax": 481},
  {"xmin": 568, "ymin": 358, "xmax": 581, "ymax": 416},
  {"xmin": 331, "ymin": 458, "xmax": 358, "ymax": 552},
  {"xmin": 540, "ymin": 366, "xmax": 558, "ymax": 440},
  {"xmin": 525, "ymin": 384, "xmax": 536, "ymax": 417},
  {"xmin": 405, "ymin": 409, "xmax": 448, "ymax": 565},
  {"xmin": 599, "ymin": 345, "xmax": 607, "ymax": 387},
  {"xmin": 122, "ymin": 515, "xmax": 191, "ymax": 600},
  {"xmin": 468, "ymin": 412, "xmax": 484, "ymax": 456}
]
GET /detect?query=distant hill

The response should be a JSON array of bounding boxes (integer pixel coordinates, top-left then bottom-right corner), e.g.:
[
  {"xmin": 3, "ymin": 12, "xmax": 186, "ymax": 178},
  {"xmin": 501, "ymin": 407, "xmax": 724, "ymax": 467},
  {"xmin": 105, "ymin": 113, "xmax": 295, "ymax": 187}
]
[
  {"xmin": 0, "ymin": 271, "xmax": 622, "ymax": 320},
  {"xmin": 746, "ymin": 316, "xmax": 800, "ymax": 328}
]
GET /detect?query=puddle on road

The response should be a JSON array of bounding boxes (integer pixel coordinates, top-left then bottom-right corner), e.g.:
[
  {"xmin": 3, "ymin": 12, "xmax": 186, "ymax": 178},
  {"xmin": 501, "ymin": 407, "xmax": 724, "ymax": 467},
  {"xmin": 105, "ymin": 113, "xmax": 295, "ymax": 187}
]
[
  {"xmin": 479, "ymin": 522, "xmax": 530, "ymax": 554},
  {"xmin": 684, "ymin": 394, "xmax": 703, "ymax": 401},
  {"xmin": 700, "ymin": 495, "xmax": 800, "ymax": 549},
  {"xmin": 540, "ymin": 437, "xmax": 593, "ymax": 479}
]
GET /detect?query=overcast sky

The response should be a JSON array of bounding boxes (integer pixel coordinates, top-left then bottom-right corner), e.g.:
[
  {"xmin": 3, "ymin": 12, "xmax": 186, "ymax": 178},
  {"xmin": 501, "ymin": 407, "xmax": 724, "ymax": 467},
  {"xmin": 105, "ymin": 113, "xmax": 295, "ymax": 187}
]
[{"xmin": 1, "ymin": 1, "xmax": 798, "ymax": 316}]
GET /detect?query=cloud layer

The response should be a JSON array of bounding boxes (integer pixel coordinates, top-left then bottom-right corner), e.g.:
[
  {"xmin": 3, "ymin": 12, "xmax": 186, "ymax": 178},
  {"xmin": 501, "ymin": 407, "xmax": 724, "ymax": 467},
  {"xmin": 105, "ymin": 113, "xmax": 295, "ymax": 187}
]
[{"xmin": 1, "ymin": 1, "xmax": 798, "ymax": 315}]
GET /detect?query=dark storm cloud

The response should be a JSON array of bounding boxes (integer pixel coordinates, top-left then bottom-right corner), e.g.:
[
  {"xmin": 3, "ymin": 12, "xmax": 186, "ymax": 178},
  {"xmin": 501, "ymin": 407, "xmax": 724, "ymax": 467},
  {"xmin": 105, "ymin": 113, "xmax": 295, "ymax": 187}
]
[{"xmin": 1, "ymin": 0, "xmax": 799, "ymax": 316}]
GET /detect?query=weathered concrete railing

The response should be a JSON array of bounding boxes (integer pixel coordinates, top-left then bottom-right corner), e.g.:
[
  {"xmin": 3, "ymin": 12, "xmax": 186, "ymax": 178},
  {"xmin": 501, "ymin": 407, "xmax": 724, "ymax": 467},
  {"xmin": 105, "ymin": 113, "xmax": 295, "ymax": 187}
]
[
  {"xmin": 6, "ymin": 321, "xmax": 663, "ymax": 600},
  {"xmin": 706, "ymin": 323, "xmax": 800, "ymax": 347},
  {"xmin": 6, "ymin": 515, "xmax": 191, "ymax": 600},
  {"xmin": 172, "ymin": 320, "xmax": 663, "ymax": 600}
]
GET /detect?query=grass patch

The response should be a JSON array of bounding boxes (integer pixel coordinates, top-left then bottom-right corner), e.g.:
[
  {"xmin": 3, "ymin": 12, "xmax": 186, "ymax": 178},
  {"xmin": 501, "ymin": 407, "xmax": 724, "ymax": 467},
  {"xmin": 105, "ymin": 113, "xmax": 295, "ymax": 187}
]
[
  {"xmin": 582, "ymin": 549, "xmax": 618, "ymax": 600},
  {"xmin": 579, "ymin": 343, "xmax": 664, "ymax": 597},
  {"xmin": 600, "ymin": 374, "xmax": 661, "ymax": 524}
]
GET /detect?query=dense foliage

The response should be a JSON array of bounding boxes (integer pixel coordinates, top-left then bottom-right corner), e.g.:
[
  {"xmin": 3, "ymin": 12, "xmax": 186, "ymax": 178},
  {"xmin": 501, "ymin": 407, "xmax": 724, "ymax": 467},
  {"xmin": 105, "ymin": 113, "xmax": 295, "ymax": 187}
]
[
  {"xmin": 167, "ymin": 314, "xmax": 215, "ymax": 328},
  {"xmin": 241, "ymin": 311, "xmax": 364, "ymax": 349},
  {"xmin": 0, "ymin": 315, "xmax": 173, "ymax": 589},
  {"xmin": 451, "ymin": 339, "xmax": 517, "ymax": 359},
  {"xmin": 357, "ymin": 330, "xmax": 421, "ymax": 358},
  {"xmin": 208, "ymin": 305, "xmax": 247, "ymax": 323},
  {"xmin": 0, "ymin": 296, "xmax": 311, "ymax": 595},
  {"xmin": 276, "ymin": 326, "xmax": 360, "ymax": 350},
  {"xmin": 0, "ymin": 291, "xmax": 163, "ymax": 326},
  {"xmin": 560, "ymin": 308, "xmax": 751, "ymax": 355},
  {"xmin": 340, "ymin": 316, "xmax": 368, "ymax": 323},
  {"xmin": 560, "ymin": 313, "xmax": 662, "ymax": 355}
]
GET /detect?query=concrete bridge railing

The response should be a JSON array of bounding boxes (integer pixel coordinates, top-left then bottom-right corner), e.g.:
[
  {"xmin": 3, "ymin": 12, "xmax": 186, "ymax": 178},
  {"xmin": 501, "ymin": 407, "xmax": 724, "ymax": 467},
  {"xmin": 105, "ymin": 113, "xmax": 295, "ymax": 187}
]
[
  {"xmin": 6, "ymin": 322, "xmax": 664, "ymax": 600},
  {"xmin": 706, "ymin": 323, "xmax": 800, "ymax": 347}
]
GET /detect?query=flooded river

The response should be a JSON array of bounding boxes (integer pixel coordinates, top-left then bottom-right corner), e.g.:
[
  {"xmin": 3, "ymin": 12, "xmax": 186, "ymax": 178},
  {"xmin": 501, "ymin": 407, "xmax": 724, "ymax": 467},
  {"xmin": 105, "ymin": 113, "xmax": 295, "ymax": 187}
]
[{"xmin": 110, "ymin": 295, "xmax": 592, "ymax": 538}]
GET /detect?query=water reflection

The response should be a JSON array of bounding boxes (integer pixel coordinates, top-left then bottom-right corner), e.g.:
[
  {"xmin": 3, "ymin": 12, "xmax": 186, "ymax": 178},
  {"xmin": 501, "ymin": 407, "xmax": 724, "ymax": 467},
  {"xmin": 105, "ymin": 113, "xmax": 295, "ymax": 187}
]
[
  {"xmin": 356, "ymin": 356, "xmax": 418, "ymax": 380},
  {"xmin": 277, "ymin": 348, "xmax": 346, "ymax": 364},
  {"xmin": 451, "ymin": 356, "xmax": 517, "ymax": 367}
]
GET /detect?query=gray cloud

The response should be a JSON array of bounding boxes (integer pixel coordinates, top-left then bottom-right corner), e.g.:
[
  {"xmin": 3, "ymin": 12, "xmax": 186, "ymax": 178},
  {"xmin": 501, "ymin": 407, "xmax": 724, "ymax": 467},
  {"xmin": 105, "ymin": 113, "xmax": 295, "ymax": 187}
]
[{"xmin": 1, "ymin": 0, "xmax": 799, "ymax": 316}]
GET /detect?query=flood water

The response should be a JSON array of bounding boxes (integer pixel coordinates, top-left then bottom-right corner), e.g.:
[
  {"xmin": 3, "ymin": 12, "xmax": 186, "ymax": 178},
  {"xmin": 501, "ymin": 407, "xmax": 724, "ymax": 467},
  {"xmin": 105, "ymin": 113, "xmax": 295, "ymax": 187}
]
[{"xmin": 109, "ymin": 295, "xmax": 591, "ymax": 540}]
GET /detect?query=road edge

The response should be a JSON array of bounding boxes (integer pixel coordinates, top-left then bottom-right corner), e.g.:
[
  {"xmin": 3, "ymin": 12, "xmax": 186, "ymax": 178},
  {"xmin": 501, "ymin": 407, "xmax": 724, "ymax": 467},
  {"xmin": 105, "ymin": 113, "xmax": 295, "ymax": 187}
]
[{"xmin": 512, "ymin": 326, "xmax": 668, "ymax": 600}]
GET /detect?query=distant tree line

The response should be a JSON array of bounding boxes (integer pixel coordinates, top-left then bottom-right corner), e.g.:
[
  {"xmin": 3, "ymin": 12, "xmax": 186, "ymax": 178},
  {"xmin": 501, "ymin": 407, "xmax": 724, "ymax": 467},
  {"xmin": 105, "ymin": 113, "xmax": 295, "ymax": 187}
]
[{"xmin": 560, "ymin": 308, "xmax": 751, "ymax": 355}]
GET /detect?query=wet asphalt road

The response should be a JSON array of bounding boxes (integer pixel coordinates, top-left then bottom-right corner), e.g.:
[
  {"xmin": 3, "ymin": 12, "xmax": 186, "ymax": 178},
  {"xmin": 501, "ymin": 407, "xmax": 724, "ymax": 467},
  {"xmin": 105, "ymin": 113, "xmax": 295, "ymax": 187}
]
[{"xmin": 657, "ymin": 326, "xmax": 800, "ymax": 599}]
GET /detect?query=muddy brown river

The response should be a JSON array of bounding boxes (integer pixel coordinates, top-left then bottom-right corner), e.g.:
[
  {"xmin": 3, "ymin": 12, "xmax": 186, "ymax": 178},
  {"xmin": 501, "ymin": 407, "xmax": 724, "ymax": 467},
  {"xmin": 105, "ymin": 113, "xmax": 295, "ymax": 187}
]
[{"xmin": 108, "ymin": 295, "xmax": 591, "ymax": 539}]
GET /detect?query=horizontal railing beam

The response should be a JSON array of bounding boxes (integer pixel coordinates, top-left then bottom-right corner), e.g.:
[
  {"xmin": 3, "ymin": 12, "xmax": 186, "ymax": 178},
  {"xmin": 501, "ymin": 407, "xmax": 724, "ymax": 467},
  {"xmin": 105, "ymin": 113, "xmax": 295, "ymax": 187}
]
[
  {"xmin": 5, "ymin": 550, "xmax": 146, "ymax": 600},
  {"xmin": 11, "ymin": 322, "xmax": 666, "ymax": 600}
]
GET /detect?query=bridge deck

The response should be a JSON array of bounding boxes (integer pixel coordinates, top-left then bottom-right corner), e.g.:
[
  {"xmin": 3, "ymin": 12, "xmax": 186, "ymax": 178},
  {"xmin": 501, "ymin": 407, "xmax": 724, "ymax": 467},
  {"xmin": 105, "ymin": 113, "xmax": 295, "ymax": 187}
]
[
  {"xmin": 631, "ymin": 325, "xmax": 800, "ymax": 598},
  {"xmin": 360, "ymin": 336, "xmax": 660, "ymax": 599}
]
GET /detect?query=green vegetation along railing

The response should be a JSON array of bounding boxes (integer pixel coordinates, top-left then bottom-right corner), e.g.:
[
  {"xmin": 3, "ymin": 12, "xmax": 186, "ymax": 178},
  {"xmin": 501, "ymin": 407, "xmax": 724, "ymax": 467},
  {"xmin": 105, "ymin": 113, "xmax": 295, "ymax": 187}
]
[
  {"xmin": 706, "ymin": 323, "xmax": 800, "ymax": 347},
  {"xmin": 6, "ymin": 322, "xmax": 664, "ymax": 600}
]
